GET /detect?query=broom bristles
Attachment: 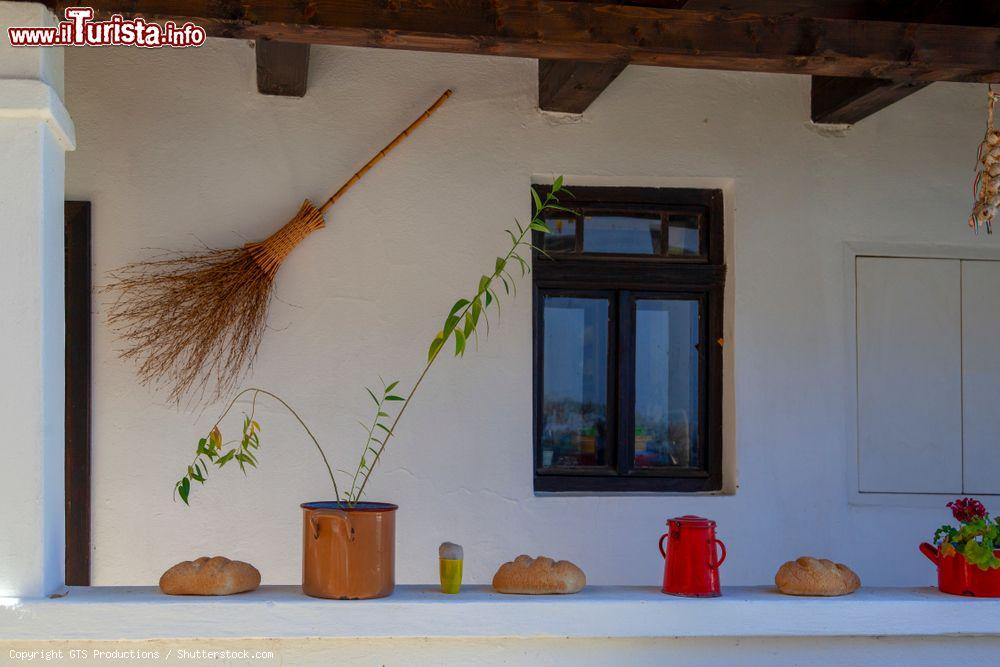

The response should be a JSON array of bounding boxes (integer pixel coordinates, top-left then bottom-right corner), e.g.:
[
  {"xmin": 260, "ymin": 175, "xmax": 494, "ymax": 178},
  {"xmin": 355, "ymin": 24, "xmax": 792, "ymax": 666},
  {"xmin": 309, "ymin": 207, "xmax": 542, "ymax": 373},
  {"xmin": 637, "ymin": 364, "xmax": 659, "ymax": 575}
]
[
  {"xmin": 106, "ymin": 90, "xmax": 453, "ymax": 405},
  {"xmin": 106, "ymin": 200, "xmax": 325, "ymax": 405}
]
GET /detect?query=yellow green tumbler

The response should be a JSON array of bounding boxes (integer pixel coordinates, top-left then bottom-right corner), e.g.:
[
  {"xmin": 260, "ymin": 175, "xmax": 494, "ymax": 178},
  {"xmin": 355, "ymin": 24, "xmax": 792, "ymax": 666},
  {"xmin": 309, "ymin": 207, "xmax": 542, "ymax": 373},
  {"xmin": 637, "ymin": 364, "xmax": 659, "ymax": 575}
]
[{"xmin": 439, "ymin": 542, "xmax": 463, "ymax": 594}]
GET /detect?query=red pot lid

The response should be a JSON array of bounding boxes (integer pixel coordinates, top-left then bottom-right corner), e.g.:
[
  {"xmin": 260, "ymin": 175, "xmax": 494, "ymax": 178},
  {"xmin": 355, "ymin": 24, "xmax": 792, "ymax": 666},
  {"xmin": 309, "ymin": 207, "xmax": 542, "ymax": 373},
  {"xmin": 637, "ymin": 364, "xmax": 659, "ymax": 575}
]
[{"xmin": 668, "ymin": 515, "xmax": 716, "ymax": 527}]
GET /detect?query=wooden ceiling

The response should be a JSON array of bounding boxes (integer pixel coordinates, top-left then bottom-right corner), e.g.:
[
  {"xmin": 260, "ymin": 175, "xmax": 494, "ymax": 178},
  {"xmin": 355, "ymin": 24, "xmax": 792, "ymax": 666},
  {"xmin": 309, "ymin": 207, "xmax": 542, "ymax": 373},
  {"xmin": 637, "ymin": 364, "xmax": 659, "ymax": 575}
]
[{"xmin": 44, "ymin": 0, "xmax": 1000, "ymax": 123}]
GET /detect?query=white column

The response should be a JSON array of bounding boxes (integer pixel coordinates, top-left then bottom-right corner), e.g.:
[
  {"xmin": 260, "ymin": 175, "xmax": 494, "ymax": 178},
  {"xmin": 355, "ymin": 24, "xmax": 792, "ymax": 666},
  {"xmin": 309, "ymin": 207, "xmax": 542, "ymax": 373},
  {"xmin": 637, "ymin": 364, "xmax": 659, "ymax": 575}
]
[{"xmin": 0, "ymin": 1, "xmax": 75, "ymax": 598}]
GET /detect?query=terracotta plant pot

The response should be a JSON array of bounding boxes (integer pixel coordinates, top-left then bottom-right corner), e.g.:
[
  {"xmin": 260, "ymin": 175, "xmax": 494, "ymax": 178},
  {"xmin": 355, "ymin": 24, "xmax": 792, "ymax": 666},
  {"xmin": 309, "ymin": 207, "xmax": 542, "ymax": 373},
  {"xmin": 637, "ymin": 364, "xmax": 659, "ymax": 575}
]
[
  {"xmin": 920, "ymin": 542, "xmax": 1000, "ymax": 597},
  {"xmin": 301, "ymin": 501, "xmax": 397, "ymax": 599}
]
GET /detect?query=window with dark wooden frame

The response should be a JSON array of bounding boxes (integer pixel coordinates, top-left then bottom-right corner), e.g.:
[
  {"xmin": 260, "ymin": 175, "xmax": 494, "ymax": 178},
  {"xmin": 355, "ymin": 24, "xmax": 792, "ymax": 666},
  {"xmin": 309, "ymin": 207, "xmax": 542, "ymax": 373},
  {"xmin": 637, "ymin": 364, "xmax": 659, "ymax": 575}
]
[{"xmin": 532, "ymin": 186, "xmax": 724, "ymax": 493}]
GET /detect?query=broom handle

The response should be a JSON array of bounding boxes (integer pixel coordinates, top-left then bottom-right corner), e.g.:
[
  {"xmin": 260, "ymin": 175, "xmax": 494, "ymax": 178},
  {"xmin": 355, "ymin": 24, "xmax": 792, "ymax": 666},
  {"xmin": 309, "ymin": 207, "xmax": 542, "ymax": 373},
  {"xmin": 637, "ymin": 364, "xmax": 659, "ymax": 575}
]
[{"xmin": 319, "ymin": 89, "xmax": 453, "ymax": 215}]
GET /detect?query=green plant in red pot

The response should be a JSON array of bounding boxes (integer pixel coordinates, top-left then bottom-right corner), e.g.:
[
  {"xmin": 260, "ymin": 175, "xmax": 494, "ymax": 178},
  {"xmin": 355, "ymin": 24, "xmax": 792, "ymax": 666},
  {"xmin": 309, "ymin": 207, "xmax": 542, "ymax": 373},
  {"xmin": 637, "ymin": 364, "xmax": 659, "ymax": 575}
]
[
  {"xmin": 170, "ymin": 179, "xmax": 573, "ymax": 599},
  {"xmin": 920, "ymin": 498, "xmax": 1000, "ymax": 597}
]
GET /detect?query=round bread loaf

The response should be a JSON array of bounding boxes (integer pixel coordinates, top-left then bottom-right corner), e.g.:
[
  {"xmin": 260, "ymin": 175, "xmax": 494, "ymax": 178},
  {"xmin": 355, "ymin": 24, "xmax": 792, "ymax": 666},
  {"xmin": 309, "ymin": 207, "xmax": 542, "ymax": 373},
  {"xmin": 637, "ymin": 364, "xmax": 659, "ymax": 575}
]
[
  {"xmin": 775, "ymin": 557, "xmax": 860, "ymax": 596},
  {"xmin": 492, "ymin": 555, "xmax": 586, "ymax": 594},
  {"xmin": 159, "ymin": 556, "xmax": 260, "ymax": 596}
]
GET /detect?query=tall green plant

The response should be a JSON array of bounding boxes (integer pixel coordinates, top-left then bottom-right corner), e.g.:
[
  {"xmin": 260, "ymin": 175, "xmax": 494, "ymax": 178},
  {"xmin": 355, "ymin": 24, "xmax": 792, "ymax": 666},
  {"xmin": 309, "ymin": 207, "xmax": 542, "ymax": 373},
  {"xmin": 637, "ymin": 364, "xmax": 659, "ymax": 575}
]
[{"xmin": 174, "ymin": 179, "xmax": 572, "ymax": 505}]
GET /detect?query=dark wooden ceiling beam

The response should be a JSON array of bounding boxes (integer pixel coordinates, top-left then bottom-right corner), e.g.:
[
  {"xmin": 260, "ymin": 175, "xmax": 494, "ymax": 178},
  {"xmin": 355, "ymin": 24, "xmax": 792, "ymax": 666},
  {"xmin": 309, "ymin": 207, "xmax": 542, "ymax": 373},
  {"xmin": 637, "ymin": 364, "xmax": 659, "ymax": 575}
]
[
  {"xmin": 538, "ymin": 59, "xmax": 628, "ymax": 113},
  {"xmin": 673, "ymin": 1, "xmax": 1000, "ymax": 26},
  {"xmin": 799, "ymin": 1, "xmax": 995, "ymax": 124},
  {"xmin": 46, "ymin": 1, "xmax": 1000, "ymax": 84},
  {"xmin": 810, "ymin": 76, "xmax": 929, "ymax": 124},
  {"xmin": 255, "ymin": 39, "xmax": 310, "ymax": 97}
]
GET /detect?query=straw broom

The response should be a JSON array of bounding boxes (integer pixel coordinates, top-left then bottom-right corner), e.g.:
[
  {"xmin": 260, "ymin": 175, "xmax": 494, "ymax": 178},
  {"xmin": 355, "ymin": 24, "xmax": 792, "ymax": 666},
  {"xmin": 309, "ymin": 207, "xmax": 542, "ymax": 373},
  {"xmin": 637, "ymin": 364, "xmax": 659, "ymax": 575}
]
[{"xmin": 107, "ymin": 90, "xmax": 453, "ymax": 405}]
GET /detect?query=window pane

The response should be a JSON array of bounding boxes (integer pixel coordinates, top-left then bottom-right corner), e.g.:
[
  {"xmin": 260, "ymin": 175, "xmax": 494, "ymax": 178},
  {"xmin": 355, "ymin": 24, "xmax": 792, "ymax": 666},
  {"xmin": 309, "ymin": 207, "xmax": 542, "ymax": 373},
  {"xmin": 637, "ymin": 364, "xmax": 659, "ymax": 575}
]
[
  {"xmin": 583, "ymin": 215, "xmax": 660, "ymax": 254},
  {"xmin": 541, "ymin": 296, "xmax": 610, "ymax": 468},
  {"xmin": 634, "ymin": 299, "xmax": 699, "ymax": 468},
  {"xmin": 542, "ymin": 217, "xmax": 576, "ymax": 253},
  {"xmin": 666, "ymin": 213, "xmax": 701, "ymax": 256}
]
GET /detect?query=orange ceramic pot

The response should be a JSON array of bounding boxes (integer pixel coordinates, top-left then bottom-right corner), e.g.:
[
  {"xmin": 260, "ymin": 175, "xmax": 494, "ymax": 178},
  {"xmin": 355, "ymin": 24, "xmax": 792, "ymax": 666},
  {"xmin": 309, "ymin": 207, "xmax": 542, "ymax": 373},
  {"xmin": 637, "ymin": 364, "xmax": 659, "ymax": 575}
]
[{"xmin": 301, "ymin": 501, "xmax": 397, "ymax": 599}]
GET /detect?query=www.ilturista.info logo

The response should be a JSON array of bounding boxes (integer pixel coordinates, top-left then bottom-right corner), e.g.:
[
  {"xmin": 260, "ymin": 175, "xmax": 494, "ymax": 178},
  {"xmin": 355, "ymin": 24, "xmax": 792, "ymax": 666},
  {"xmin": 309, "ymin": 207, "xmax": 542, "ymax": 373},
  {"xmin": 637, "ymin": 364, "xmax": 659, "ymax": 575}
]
[{"xmin": 7, "ymin": 7, "xmax": 206, "ymax": 48}]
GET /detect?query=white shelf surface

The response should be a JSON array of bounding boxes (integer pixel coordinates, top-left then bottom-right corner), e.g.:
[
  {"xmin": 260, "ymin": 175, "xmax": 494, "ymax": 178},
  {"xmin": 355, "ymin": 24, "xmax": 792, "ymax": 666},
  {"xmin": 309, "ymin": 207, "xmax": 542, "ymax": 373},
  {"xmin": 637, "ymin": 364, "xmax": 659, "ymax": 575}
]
[{"xmin": 3, "ymin": 585, "xmax": 1000, "ymax": 641}]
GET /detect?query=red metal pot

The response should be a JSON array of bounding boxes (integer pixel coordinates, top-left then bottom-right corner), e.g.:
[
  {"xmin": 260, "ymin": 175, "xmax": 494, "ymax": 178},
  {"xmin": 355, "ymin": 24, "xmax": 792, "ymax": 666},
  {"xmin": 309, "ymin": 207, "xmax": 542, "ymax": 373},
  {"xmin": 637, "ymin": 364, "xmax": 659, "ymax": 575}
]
[
  {"xmin": 659, "ymin": 515, "xmax": 726, "ymax": 597},
  {"xmin": 919, "ymin": 542, "xmax": 1000, "ymax": 597}
]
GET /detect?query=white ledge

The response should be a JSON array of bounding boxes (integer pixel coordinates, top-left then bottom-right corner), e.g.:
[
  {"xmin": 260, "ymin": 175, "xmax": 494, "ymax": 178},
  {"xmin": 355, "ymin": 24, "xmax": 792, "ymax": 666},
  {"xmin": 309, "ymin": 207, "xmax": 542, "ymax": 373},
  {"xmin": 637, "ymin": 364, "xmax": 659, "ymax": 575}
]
[
  {"xmin": 0, "ymin": 78, "xmax": 76, "ymax": 150},
  {"xmin": 3, "ymin": 585, "xmax": 1000, "ymax": 641}
]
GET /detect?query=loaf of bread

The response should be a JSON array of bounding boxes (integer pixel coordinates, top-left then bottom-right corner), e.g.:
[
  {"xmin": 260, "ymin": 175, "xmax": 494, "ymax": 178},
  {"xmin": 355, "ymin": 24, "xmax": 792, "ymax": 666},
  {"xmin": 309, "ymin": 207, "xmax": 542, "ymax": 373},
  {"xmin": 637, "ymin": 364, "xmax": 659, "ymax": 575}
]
[
  {"xmin": 492, "ymin": 555, "xmax": 586, "ymax": 594},
  {"xmin": 775, "ymin": 557, "xmax": 860, "ymax": 596},
  {"xmin": 159, "ymin": 556, "xmax": 260, "ymax": 596}
]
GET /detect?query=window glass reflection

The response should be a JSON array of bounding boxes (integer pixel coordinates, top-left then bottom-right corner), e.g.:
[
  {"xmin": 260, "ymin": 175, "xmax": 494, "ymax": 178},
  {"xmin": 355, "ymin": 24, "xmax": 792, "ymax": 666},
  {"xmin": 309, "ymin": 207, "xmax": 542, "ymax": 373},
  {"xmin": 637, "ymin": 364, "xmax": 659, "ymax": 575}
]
[
  {"xmin": 542, "ymin": 217, "xmax": 576, "ymax": 253},
  {"xmin": 541, "ymin": 296, "xmax": 609, "ymax": 468},
  {"xmin": 583, "ymin": 215, "xmax": 661, "ymax": 254},
  {"xmin": 666, "ymin": 213, "xmax": 701, "ymax": 256},
  {"xmin": 634, "ymin": 299, "xmax": 699, "ymax": 468}
]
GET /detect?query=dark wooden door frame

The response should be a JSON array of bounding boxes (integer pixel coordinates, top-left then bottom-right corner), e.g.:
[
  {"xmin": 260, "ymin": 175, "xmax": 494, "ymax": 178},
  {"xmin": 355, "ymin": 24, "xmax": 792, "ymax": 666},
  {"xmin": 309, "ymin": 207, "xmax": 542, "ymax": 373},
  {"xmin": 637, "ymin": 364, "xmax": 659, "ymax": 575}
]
[{"xmin": 65, "ymin": 201, "xmax": 91, "ymax": 586}]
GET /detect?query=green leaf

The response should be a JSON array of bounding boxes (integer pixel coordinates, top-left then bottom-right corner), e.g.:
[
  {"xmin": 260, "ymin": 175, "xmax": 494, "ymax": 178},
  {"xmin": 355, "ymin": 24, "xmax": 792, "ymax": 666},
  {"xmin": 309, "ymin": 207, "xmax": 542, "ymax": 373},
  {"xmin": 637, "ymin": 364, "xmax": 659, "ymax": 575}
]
[
  {"xmin": 484, "ymin": 291, "xmax": 493, "ymax": 308},
  {"xmin": 454, "ymin": 328, "xmax": 466, "ymax": 356},
  {"xmin": 552, "ymin": 176, "xmax": 563, "ymax": 192},
  {"xmin": 463, "ymin": 311, "xmax": 475, "ymax": 338},
  {"xmin": 478, "ymin": 275, "xmax": 491, "ymax": 294},
  {"xmin": 962, "ymin": 539, "xmax": 1000, "ymax": 570},
  {"xmin": 543, "ymin": 203, "xmax": 577, "ymax": 215},
  {"xmin": 505, "ymin": 270, "xmax": 517, "ymax": 296},
  {"xmin": 375, "ymin": 423, "xmax": 391, "ymax": 433},
  {"xmin": 384, "ymin": 381, "xmax": 399, "ymax": 394},
  {"xmin": 385, "ymin": 395, "xmax": 405, "ymax": 401},
  {"xmin": 529, "ymin": 221, "xmax": 552, "ymax": 233},
  {"xmin": 531, "ymin": 187, "xmax": 542, "ymax": 215},
  {"xmin": 495, "ymin": 257, "xmax": 506, "ymax": 275},
  {"xmin": 366, "ymin": 387, "xmax": 379, "ymax": 405},
  {"xmin": 428, "ymin": 332, "xmax": 446, "ymax": 361},
  {"xmin": 448, "ymin": 299, "xmax": 470, "ymax": 317},
  {"xmin": 178, "ymin": 477, "xmax": 190, "ymax": 505}
]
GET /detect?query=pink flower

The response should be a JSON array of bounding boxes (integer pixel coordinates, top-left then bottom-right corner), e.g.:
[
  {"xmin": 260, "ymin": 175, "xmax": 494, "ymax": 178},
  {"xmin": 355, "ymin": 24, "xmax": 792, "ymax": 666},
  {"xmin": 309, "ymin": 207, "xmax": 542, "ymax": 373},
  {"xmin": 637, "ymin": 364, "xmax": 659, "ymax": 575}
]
[{"xmin": 947, "ymin": 498, "xmax": 987, "ymax": 523}]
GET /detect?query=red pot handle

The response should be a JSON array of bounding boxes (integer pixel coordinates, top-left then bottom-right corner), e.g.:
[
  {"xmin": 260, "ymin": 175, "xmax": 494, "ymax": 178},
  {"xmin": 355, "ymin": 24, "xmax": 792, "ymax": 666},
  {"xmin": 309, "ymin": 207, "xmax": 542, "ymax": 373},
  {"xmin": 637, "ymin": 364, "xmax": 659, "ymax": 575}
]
[
  {"xmin": 659, "ymin": 533, "xmax": 669, "ymax": 559},
  {"xmin": 713, "ymin": 539, "xmax": 727, "ymax": 568},
  {"xmin": 919, "ymin": 542, "xmax": 939, "ymax": 565}
]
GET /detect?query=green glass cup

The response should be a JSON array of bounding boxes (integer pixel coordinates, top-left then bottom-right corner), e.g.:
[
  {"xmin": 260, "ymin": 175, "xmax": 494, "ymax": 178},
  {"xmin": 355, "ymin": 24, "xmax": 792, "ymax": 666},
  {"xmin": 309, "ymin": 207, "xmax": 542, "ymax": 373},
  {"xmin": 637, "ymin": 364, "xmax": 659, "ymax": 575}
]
[{"xmin": 439, "ymin": 558, "xmax": 463, "ymax": 594}]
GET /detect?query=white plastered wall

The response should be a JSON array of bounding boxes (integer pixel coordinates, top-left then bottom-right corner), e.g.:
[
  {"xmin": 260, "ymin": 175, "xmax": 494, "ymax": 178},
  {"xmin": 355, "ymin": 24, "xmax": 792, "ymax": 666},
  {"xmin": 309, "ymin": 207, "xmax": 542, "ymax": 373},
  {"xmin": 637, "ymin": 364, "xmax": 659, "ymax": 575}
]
[
  {"xmin": 63, "ymin": 38, "xmax": 990, "ymax": 587},
  {"xmin": 0, "ymin": 0, "xmax": 73, "ymax": 598}
]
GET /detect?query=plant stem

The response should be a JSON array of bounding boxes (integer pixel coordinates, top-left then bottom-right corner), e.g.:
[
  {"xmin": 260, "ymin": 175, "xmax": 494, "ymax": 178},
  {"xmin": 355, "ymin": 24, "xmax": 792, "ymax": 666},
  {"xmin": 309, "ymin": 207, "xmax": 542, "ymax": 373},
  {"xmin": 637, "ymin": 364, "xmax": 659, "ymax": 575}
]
[
  {"xmin": 352, "ymin": 215, "xmax": 540, "ymax": 502},
  {"xmin": 207, "ymin": 387, "xmax": 341, "ymax": 502},
  {"xmin": 348, "ymin": 393, "xmax": 387, "ymax": 503},
  {"xmin": 352, "ymin": 351, "xmax": 440, "ymax": 503}
]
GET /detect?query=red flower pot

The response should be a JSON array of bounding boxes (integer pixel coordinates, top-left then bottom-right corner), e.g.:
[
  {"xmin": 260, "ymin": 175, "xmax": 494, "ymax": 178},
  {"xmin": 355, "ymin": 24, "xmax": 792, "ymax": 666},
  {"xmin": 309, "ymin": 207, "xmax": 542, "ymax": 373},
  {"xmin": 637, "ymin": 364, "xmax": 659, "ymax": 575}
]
[{"xmin": 919, "ymin": 543, "xmax": 1000, "ymax": 597}]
